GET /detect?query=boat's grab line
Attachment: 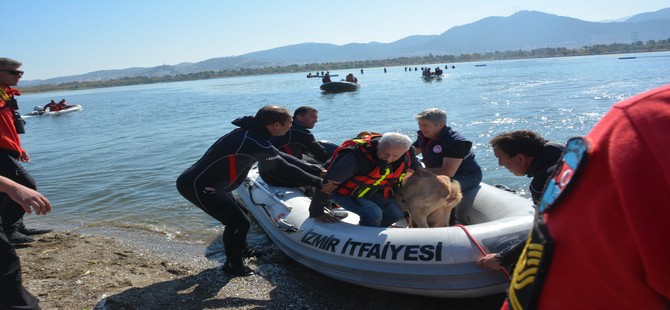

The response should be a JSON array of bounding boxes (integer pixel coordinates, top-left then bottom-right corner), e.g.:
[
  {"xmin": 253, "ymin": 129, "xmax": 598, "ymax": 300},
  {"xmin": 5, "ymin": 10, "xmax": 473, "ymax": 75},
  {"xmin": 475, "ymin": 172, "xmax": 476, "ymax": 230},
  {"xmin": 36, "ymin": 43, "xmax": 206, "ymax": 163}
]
[{"xmin": 454, "ymin": 224, "xmax": 510, "ymax": 280}]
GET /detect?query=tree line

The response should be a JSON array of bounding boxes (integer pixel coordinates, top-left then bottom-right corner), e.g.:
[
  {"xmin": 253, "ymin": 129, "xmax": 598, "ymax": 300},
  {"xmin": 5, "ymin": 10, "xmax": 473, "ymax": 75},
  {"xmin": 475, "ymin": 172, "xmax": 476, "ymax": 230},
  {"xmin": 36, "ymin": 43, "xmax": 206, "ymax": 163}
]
[{"xmin": 22, "ymin": 39, "xmax": 670, "ymax": 93}]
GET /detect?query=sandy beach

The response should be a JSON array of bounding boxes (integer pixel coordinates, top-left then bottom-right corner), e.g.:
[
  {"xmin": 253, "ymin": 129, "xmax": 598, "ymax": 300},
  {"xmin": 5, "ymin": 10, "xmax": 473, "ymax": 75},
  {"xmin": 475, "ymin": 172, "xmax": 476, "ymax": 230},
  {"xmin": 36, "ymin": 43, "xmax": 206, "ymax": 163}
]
[{"xmin": 16, "ymin": 229, "xmax": 506, "ymax": 309}]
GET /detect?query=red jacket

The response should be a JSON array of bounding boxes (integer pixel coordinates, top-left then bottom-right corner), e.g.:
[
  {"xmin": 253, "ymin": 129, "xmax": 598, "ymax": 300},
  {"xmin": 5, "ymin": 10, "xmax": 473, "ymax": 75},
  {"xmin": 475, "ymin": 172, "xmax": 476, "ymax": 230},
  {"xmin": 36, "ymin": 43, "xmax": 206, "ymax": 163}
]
[
  {"xmin": 0, "ymin": 87, "xmax": 23, "ymax": 157},
  {"xmin": 505, "ymin": 84, "xmax": 670, "ymax": 309}
]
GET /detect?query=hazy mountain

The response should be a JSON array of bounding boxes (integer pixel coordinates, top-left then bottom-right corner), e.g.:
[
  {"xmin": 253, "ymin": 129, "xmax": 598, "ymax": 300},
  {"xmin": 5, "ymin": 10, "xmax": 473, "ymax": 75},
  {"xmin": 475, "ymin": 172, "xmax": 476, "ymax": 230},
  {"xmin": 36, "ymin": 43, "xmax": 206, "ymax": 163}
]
[
  {"xmin": 625, "ymin": 7, "xmax": 670, "ymax": 22},
  {"xmin": 416, "ymin": 10, "xmax": 670, "ymax": 54},
  {"xmin": 21, "ymin": 8, "xmax": 670, "ymax": 87}
]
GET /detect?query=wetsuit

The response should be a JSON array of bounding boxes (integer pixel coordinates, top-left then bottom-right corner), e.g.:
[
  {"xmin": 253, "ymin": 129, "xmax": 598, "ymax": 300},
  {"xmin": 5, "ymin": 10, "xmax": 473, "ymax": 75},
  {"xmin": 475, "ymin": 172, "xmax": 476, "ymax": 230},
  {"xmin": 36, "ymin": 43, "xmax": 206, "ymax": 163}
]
[
  {"xmin": 309, "ymin": 136, "xmax": 421, "ymax": 227},
  {"xmin": 0, "ymin": 87, "xmax": 39, "ymax": 309},
  {"xmin": 526, "ymin": 142, "xmax": 565, "ymax": 203},
  {"xmin": 269, "ymin": 119, "xmax": 330, "ymax": 162},
  {"xmin": 260, "ymin": 120, "xmax": 331, "ymax": 187},
  {"xmin": 176, "ymin": 116, "xmax": 324, "ymax": 267},
  {"xmin": 505, "ymin": 84, "xmax": 670, "ymax": 309},
  {"xmin": 495, "ymin": 142, "xmax": 565, "ymax": 267},
  {"xmin": 413, "ymin": 126, "xmax": 482, "ymax": 191}
]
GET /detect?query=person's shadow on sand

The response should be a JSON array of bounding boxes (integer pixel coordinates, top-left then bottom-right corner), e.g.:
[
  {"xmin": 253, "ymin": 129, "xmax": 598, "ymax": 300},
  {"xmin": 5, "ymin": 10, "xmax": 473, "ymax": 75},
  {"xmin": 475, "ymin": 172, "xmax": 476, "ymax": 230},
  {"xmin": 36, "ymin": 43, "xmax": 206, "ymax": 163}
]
[
  {"xmin": 95, "ymin": 266, "xmax": 275, "ymax": 309},
  {"xmin": 94, "ymin": 232, "xmax": 281, "ymax": 309}
]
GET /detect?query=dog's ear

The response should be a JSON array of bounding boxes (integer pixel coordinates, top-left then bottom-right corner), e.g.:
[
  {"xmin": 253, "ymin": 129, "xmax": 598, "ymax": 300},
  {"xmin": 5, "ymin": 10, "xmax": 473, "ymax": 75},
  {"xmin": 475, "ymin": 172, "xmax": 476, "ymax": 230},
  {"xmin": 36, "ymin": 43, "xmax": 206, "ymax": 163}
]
[
  {"xmin": 434, "ymin": 175, "xmax": 453, "ymax": 198},
  {"xmin": 447, "ymin": 180, "xmax": 463, "ymax": 204}
]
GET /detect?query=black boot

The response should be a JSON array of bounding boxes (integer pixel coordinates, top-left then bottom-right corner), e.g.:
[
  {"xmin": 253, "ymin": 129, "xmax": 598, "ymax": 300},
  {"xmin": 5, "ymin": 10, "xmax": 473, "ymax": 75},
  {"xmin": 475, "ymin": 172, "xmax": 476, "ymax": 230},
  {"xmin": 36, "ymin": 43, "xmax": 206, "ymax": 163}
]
[
  {"xmin": 221, "ymin": 261, "xmax": 254, "ymax": 277},
  {"xmin": 19, "ymin": 226, "xmax": 53, "ymax": 235},
  {"xmin": 8, "ymin": 231, "xmax": 34, "ymax": 244},
  {"xmin": 15, "ymin": 221, "xmax": 52, "ymax": 235}
]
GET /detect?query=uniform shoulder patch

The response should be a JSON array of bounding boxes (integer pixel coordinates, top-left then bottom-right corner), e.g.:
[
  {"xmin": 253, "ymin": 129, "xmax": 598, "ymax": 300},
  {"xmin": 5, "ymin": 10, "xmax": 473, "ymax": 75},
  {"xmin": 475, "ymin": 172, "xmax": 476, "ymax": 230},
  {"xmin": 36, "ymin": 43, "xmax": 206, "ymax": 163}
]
[{"xmin": 538, "ymin": 137, "xmax": 590, "ymax": 213}]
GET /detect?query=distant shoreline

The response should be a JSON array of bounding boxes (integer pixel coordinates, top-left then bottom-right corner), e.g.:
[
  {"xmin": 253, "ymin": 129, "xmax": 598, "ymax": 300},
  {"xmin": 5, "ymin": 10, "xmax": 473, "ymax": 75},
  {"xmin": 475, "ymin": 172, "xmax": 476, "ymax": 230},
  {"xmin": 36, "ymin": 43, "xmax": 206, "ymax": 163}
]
[{"xmin": 19, "ymin": 45, "xmax": 670, "ymax": 94}]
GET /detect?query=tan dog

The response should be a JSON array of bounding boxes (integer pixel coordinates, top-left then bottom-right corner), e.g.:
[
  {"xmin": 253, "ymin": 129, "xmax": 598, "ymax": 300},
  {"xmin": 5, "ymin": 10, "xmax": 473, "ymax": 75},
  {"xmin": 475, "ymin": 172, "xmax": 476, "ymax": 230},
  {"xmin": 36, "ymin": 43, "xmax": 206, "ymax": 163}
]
[{"xmin": 396, "ymin": 173, "xmax": 463, "ymax": 228}]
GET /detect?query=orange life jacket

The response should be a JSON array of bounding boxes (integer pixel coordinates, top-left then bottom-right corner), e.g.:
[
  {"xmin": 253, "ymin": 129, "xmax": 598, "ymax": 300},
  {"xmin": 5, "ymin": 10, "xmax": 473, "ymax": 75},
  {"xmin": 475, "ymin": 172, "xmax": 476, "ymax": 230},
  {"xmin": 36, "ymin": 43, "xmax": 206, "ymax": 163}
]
[{"xmin": 330, "ymin": 134, "xmax": 410, "ymax": 198}]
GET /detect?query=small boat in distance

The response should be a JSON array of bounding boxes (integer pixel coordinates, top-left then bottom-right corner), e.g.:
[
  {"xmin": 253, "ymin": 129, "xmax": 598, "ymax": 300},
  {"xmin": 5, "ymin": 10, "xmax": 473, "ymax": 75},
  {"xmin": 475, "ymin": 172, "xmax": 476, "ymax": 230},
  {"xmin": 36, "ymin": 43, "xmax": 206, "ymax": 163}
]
[
  {"xmin": 320, "ymin": 81, "xmax": 359, "ymax": 93},
  {"xmin": 618, "ymin": 56, "xmax": 636, "ymax": 60},
  {"xmin": 475, "ymin": 64, "xmax": 487, "ymax": 67},
  {"xmin": 27, "ymin": 104, "xmax": 83, "ymax": 116},
  {"xmin": 307, "ymin": 73, "xmax": 338, "ymax": 78},
  {"xmin": 422, "ymin": 74, "xmax": 445, "ymax": 81}
]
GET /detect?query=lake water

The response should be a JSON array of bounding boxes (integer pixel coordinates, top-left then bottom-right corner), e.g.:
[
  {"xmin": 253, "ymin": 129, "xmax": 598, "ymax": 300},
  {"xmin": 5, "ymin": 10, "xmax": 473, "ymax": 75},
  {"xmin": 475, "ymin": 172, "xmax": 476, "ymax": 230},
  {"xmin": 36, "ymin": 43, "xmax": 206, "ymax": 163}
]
[{"xmin": 17, "ymin": 51, "xmax": 670, "ymax": 246}]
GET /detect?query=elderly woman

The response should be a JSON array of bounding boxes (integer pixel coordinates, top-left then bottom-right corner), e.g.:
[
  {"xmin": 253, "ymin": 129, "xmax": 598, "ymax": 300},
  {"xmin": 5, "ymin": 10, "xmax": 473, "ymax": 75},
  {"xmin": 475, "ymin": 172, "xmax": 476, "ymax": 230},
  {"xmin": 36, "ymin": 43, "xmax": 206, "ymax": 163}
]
[{"xmin": 413, "ymin": 108, "xmax": 482, "ymax": 192}]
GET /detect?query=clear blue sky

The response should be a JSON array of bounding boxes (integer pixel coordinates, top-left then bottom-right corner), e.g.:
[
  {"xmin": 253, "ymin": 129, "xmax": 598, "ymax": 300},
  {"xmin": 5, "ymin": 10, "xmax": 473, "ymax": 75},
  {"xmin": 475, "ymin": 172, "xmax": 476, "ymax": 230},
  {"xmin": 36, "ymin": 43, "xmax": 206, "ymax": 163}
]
[{"xmin": 5, "ymin": 0, "xmax": 669, "ymax": 80}]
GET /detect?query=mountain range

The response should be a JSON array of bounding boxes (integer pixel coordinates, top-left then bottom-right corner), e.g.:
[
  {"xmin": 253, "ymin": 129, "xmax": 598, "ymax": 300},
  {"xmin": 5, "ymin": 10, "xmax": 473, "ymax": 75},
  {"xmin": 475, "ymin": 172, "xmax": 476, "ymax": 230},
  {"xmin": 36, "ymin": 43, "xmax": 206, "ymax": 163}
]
[{"xmin": 22, "ymin": 7, "xmax": 670, "ymax": 87}]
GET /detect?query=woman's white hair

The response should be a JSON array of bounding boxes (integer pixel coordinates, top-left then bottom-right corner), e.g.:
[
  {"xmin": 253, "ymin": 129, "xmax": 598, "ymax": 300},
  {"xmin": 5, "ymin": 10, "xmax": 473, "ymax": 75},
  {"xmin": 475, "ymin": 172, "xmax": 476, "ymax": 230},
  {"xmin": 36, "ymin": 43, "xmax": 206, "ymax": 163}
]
[{"xmin": 379, "ymin": 132, "xmax": 412, "ymax": 150}]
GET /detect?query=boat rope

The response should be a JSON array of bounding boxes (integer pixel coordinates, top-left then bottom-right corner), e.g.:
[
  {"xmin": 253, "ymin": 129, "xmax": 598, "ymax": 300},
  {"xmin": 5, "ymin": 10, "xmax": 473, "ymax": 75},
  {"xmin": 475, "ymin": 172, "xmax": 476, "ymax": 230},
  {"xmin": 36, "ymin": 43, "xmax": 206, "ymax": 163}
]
[{"xmin": 454, "ymin": 224, "xmax": 511, "ymax": 280}]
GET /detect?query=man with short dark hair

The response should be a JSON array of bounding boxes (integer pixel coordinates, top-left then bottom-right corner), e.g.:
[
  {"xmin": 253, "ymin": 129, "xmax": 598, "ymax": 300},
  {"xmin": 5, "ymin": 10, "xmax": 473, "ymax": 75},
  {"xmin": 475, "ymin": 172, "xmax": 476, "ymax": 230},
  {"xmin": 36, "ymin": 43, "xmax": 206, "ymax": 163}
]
[
  {"xmin": 476, "ymin": 130, "xmax": 564, "ymax": 271},
  {"xmin": 176, "ymin": 105, "xmax": 338, "ymax": 276},
  {"xmin": 261, "ymin": 106, "xmax": 332, "ymax": 187},
  {"xmin": 489, "ymin": 130, "xmax": 564, "ymax": 203},
  {"xmin": 270, "ymin": 106, "xmax": 330, "ymax": 163},
  {"xmin": 504, "ymin": 84, "xmax": 670, "ymax": 309}
]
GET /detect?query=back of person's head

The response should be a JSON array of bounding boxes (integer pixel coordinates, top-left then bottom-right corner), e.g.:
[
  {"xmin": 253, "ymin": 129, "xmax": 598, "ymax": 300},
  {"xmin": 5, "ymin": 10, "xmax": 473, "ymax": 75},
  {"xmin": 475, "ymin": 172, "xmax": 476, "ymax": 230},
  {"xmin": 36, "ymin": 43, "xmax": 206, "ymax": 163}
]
[
  {"xmin": 255, "ymin": 105, "xmax": 291, "ymax": 126},
  {"xmin": 490, "ymin": 130, "xmax": 547, "ymax": 157},
  {"xmin": 0, "ymin": 57, "xmax": 22, "ymax": 68},
  {"xmin": 379, "ymin": 132, "xmax": 412, "ymax": 151},
  {"xmin": 415, "ymin": 108, "xmax": 447, "ymax": 125},
  {"xmin": 294, "ymin": 106, "xmax": 317, "ymax": 118}
]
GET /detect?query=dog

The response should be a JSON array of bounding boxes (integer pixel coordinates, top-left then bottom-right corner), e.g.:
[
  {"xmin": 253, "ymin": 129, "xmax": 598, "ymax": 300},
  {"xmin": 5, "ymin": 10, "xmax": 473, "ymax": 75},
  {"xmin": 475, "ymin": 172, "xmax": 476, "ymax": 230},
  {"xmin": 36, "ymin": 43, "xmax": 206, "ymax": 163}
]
[{"xmin": 395, "ymin": 173, "xmax": 463, "ymax": 228}]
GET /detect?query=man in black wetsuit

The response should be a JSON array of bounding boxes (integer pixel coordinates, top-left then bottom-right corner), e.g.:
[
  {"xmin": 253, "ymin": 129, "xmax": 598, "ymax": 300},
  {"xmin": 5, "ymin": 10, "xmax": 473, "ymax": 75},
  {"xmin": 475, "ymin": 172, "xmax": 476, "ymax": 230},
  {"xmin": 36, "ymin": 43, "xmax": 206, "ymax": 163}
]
[
  {"xmin": 476, "ymin": 130, "xmax": 564, "ymax": 271},
  {"xmin": 270, "ymin": 106, "xmax": 330, "ymax": 163},
  {"xmin": 176, "ymin": 105, "xmax": 339, "ymax": 276},
  {"xmin": 261, "ymin": 106, "xmax": 332, "ymax": 187}
]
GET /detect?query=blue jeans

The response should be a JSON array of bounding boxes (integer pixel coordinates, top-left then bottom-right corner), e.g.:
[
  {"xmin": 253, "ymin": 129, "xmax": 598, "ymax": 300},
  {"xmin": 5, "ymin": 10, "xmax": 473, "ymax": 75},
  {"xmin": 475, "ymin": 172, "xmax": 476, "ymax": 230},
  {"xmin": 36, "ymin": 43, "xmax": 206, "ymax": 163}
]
[{"xmin": 330, "ymin": 194, "xmax": 405, "ymax": 227}]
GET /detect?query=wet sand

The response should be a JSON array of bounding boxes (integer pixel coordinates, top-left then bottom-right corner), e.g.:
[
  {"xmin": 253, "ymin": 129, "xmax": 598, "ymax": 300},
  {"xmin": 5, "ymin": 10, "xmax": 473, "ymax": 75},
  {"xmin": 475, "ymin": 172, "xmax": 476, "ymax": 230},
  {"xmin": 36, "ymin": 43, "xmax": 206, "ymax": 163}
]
[{"xmin": 17, "ymin": 229, "xmax": 506, "ymax": 309}]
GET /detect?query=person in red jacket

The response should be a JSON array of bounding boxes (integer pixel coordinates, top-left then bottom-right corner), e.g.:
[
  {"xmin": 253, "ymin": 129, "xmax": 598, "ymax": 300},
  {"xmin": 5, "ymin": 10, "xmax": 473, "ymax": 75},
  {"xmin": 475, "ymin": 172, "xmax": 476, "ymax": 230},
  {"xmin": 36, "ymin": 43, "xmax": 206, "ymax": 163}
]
[
  {"xmin": 0, "ymin": 58, "xmax": 51, "ymax": 245},
  {"xmin": 504, "ymin": 84, "xmax": 670, "ymax": 309}
]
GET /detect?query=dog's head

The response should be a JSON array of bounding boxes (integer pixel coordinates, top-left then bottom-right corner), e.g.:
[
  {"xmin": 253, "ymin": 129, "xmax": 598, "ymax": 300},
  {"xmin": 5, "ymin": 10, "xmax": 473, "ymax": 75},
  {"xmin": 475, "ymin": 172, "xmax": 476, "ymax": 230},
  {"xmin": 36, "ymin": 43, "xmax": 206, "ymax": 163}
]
[{"xmin": 397, "ymin": 173, "xmax": 464, "ymax": 228}]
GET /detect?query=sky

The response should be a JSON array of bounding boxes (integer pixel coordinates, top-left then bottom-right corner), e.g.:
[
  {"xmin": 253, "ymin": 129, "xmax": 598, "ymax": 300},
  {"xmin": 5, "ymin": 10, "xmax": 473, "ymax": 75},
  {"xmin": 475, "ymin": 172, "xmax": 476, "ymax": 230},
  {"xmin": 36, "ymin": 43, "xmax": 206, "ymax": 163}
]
[{"xmin": 4, "ymin": 0, "xmax": 669, "ymax": 80}]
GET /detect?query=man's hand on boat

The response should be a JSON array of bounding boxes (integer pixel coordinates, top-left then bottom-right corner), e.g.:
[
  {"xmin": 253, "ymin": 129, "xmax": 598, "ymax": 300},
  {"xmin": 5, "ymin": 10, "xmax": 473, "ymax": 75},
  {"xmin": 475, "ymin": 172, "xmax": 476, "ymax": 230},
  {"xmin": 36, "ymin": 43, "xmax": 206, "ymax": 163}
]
[
  {"xmin": 319, "ymin": 179, "xmax": 340, "ymax": 194},
  {"xmin": 476, "ymin": 254, "xmax": 504, "ymax": 271},
  {"xmin": 314, "ymin": 213, "xmax": 340, "ymax": 223}
]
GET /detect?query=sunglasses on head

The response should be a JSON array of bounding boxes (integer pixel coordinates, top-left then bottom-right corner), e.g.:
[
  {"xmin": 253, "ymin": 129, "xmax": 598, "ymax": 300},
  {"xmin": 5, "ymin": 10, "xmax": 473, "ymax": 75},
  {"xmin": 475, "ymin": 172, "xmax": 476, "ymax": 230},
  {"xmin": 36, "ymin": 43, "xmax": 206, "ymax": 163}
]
[{"xmin": 1, "ymin": 70, "xmax": 24, "ymax": 76}]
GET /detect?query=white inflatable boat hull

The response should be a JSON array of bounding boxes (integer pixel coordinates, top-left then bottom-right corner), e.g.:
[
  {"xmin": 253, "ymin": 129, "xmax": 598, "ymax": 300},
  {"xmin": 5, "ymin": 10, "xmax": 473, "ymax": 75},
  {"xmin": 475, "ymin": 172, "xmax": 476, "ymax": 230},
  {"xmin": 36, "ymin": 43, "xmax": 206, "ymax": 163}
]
[
  {"xmin": 235, "ymin": 166, "xmax": 534, "ymax": 298},
  {"xmin": 27, "ymin": 104, "xmax": 82, "ymax": 116}
]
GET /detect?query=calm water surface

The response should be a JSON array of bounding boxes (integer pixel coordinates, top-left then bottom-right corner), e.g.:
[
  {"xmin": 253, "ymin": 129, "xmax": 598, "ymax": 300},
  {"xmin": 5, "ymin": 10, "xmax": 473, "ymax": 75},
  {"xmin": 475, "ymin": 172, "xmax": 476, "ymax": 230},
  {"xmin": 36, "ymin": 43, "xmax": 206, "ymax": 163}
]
[{"xmin": 18, "ymin": 52, "xmax": 670, "ymax": 245}]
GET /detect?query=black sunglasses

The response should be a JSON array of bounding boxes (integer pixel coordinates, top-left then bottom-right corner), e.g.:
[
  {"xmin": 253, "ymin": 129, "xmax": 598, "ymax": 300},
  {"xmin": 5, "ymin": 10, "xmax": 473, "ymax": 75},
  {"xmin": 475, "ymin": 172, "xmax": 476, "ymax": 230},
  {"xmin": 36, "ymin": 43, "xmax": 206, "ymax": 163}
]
[{"xmin": 0, "ymin": 70, "xmax": 24, "ymax": 76}]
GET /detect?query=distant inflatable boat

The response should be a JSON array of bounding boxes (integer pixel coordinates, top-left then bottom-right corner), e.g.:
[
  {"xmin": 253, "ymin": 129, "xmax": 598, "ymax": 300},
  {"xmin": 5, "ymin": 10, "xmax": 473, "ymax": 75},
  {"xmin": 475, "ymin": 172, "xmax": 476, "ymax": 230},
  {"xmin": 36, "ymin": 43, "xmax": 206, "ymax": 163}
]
[
  {"xmin": 235, "ymin": 166, "xmax": 535, "ymax": 298},
  {"xmin": 27, "ymin": 104, "xmax": 83, "ymax": 116},
  {"xmin": 320, "ymin": 81, "xmax": 360, "ymax": 93},
  {"xmin": 618, "ymin": 56, "xmax": 636, "ymax": 60},
  {"xmin": 422, "ymin": 74, "xmax": 445, "ymax": 81},
  {"xmin": 308, "ymin": 74, "xmax": 338, "ymax": 78}
]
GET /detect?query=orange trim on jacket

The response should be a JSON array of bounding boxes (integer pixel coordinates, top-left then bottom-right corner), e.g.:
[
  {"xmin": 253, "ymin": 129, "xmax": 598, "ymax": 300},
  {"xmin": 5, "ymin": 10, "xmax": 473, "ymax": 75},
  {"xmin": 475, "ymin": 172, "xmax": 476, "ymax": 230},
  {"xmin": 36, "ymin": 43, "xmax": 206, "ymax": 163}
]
[{"xmin": 331, "ymin": 134, "xmax": 409, "ymax": 198}]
